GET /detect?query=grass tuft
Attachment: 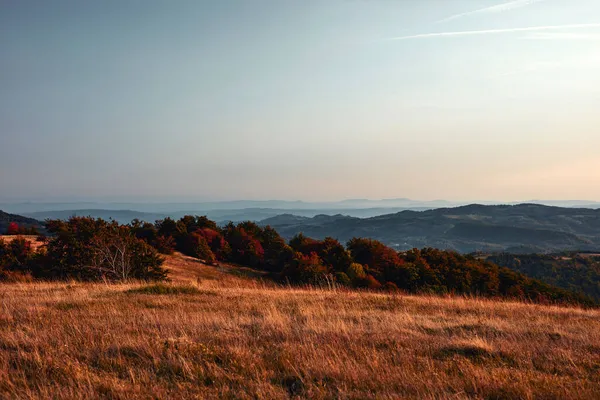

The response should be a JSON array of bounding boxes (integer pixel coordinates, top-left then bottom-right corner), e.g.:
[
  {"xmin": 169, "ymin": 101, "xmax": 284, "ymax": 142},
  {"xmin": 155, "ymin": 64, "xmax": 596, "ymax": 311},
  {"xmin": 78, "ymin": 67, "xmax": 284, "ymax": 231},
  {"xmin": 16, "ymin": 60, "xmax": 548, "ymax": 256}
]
[{"xmin": 127, "ymin": 283, "xmax": 201, "ymax": 295}]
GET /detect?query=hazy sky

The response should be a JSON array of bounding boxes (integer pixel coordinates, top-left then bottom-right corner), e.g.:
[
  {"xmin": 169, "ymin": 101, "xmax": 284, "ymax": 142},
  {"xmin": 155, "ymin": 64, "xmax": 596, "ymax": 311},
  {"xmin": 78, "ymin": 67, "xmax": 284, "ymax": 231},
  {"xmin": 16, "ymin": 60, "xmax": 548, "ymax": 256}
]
[{"xmin": 1, "ymin": 0, "xmax": 599, "ymax": 202}]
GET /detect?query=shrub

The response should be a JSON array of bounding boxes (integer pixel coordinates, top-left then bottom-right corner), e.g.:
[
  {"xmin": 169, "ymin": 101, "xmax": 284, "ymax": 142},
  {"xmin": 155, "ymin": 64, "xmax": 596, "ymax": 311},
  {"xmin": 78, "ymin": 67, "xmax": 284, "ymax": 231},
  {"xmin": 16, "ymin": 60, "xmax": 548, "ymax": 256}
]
[
  {"xmin": 335, "ymin": 272, "xmax": 351, "ymax": 286},
  {"xmin": 384, "ymin": 281, "xmax": 400, "ymax": 292},
  {"xmin": 361, "ymin": 275, "xmax": 383, "ymax": 290},
  {"xmin": 346, "ymin": 263, "xmax": 366, "ymax": 282}
]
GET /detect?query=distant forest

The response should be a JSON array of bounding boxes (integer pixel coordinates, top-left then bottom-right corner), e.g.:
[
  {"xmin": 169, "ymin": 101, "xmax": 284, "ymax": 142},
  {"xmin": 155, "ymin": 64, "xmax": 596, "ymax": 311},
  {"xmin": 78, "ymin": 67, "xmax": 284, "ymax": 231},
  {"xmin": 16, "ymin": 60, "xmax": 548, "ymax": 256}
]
[
  {"xmin": 0, "ymin": 214, "xmax": 595, "ymax": 307},
  {"xmin": 487, "ymin": 253, "xmax": 600, "ymax": 302}
]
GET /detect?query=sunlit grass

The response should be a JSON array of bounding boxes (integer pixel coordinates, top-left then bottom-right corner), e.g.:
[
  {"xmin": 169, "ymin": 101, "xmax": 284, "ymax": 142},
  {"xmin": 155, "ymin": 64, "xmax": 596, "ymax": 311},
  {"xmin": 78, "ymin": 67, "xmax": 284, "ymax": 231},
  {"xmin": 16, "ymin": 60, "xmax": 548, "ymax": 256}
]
[{"xmin": 1, "ymin": 276, "xmax": 599, "ymax": 399}]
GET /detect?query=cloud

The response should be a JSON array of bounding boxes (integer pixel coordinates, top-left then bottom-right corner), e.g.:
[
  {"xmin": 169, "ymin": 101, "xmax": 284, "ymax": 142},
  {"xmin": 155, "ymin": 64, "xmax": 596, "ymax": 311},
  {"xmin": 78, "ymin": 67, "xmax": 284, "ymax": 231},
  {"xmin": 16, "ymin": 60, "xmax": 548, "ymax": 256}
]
[
  {"xmin": 436, "ymin": 0, "xmax": 545, "ymax": 23},
  {"xmin": 388, "ymin": 23, "xmax": 600, "ymax": 41}
]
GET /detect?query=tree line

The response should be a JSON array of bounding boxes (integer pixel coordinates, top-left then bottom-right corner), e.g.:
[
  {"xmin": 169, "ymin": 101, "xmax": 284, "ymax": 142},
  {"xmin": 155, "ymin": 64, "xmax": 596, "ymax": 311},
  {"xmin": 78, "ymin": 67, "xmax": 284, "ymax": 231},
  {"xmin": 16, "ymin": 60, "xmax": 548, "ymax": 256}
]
[
  {"xmin": 0, "ymin": 216, "xmax": 595, "ymax": 306},
  {"xmin": 487, "ymin": 252, "xmax": 600, "ymax": 301}
]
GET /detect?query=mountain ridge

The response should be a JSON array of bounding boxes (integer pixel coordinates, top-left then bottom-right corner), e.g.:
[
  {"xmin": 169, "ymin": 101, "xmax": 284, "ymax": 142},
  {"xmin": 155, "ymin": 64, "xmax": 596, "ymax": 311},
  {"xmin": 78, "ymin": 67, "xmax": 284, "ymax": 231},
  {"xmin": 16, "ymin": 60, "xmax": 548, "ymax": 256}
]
[{"xmin": 261, "ymin": 204, "xmax": 600, "ymax": 254}]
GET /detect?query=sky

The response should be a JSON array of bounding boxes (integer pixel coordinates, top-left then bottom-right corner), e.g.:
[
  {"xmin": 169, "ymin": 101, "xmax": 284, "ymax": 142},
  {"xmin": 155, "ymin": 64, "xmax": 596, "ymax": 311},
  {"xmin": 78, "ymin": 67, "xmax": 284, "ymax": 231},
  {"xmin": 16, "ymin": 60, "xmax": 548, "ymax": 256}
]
[{"xmin": 1, "ymin": 0, "xmax": 599, "ymax": 202}]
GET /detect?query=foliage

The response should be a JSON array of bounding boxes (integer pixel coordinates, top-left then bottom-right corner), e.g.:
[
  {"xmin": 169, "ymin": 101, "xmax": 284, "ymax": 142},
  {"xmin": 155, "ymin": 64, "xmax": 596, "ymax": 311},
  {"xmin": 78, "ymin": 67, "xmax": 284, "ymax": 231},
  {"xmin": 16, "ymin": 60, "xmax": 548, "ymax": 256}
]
[
  {"xmin": 5, "ymin": 222, "xmax": 38, "ymax": 235},
  {"xmin": 185, "ymin": 233, "xmax": 216, "ymax": 264},
  {"xmin": 6, "ymin": 222, "xmax": 19, "ymax": 235},
  {"xmin": 487, "ymin": 253, "xmax": 600, "ymax": 301},
  {"xmin": 335, "ymin": 272, "xmax": 351, "ymax": 286},
  {"xmin": 0, "ymin": 237, "xmax": 36, "ymax": 281},
  {"xmin": 281, "ymin": 252, "xmax": 328, "ymax": 284},
  {"xmin": 37, "ymin": 217, "xmax": 167, "ymax": 281},
  {"xmin": 346, "ymin": 263, "xmax": 366, "ymax": 282},
  {"xmin": 223, "ymin": 223, "xmax": 265, "ymax": 268},
  {"xmin": 2, "ymin": 212, "xmax": 594, "ymax": 306}
]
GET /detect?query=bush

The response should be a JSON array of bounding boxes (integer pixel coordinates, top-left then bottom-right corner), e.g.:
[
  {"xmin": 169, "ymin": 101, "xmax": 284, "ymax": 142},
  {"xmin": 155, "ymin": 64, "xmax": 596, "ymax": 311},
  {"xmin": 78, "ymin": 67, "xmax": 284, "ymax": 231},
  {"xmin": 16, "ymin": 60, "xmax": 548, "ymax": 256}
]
[
  {"xmin": 346, "ymin": 263, "xmax": 366, "ymax": 282},
  {"xmin": 335, "ymin": 272, "xmax": 351, "ymax": 286},
  {"xmin": 384, "ymin": 281, "xmax": 400, "ymax": 292},
  {"xmin": 360, "ymin": 275, "xmax": 383, "ymax": 290}
]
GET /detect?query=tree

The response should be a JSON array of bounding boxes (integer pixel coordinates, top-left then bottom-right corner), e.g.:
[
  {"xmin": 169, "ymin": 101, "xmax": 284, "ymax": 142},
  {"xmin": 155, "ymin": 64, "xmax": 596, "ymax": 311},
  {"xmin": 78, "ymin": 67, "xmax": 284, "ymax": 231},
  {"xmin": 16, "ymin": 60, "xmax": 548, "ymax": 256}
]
[
  {"xmin": 223, "ymin": 224, "xmax": 264, "ymax": 268},
  {"xmin": 42, "ymin": 217, "xmax": 167, "ymax": 281},
  {"xmin": 281, "ymin": 252, "xmax": 328, "ymax": 284},
  {"xmin": 195, "ymin": 228, "xmax": 230, "ymax": 260},
  {"xmin": 259, "ymin": 226, "xmax": 293, "ymax": 272},
  {"xmin": 182, "ymin": 232, "xmax": 217, "ymax": 264},
  {"xmin": 6, "ymin": 222, "xmax": 19, "ymax": 235}
]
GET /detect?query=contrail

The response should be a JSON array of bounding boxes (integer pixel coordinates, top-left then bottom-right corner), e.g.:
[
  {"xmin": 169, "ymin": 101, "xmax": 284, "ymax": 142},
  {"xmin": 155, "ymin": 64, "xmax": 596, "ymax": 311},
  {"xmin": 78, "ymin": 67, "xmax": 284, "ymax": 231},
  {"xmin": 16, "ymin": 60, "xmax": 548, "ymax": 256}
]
[
  {"xmin": 436, "ymin": 0, "xmax": 545, "ymax": 23},
  {"xmin": 388, "ymin": 23, "xmax": 600, "ymax": 41}
]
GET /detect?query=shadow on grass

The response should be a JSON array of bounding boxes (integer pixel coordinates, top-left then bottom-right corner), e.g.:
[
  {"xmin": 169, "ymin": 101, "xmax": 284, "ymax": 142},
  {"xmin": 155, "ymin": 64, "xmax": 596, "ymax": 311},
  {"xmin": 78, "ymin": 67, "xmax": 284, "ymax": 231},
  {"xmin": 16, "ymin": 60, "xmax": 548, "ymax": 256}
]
[
  {"xmin": 127, "ymin": 284, "xmax": 201, "ymax": 295},
  {"xmin": 435, "ymin": 343, "xmax": 516, "ymax": 366}
]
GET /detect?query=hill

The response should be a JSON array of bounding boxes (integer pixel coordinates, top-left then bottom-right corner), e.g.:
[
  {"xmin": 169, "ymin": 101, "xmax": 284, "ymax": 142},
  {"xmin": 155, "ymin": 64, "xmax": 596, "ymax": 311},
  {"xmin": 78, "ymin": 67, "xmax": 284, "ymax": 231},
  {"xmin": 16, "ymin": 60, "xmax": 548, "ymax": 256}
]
[
  {"xmin": 1, "ymin": 270, "xmax": 599, "ymax": 398},
  {"xmin": 262, "ymin": 204, "xmax": 600, "ymax": 253},
  {"xmin": 21, "ymin": 207, "xmax": 430, "ymax": 224},
  {"xmin": 24, "ymin": 209, "xmax": 167, "ymax": 224},
  {"xmin": 5, "ymin": 215, "xmax": 591, "ymax": 306},
  {"xmin": 0, "ymin": 210, "xmax": 43, "ymax": 234},
  {"xmin": 1, "ymin": 226, "xmax": 599, "ymax": 398},
  {"xmin": 486, "ymin": 252, "xmax": 600, "ymax": 301}
]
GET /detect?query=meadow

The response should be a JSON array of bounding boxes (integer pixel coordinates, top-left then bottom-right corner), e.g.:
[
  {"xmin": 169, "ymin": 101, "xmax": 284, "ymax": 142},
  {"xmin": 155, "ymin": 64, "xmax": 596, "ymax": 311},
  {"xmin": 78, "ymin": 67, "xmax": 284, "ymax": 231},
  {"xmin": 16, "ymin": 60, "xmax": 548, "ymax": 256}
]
[{"xmin": 1, "ymin": 252, "xmax": 599, "ymax": 399}]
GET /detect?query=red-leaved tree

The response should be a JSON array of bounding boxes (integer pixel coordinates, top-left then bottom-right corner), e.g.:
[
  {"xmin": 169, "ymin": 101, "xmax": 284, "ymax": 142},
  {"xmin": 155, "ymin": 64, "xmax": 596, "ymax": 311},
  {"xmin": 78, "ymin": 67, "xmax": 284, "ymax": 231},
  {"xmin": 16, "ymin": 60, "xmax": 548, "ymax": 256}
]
[{"xmin": 6, "ymin": 222, "xmax": 20, "ymax": 235}]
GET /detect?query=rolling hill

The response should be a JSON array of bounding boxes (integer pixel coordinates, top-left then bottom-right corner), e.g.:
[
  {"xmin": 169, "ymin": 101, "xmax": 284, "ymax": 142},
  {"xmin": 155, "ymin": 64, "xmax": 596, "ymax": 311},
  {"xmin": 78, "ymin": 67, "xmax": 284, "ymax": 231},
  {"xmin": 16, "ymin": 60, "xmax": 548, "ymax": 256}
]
[
  {"xmin": 261, "ymin": 204, "xmax": 600, "ymax": 254},
  {"xmin": 1, "ymin": 253, "xmax": 599, "ymax": 398},
  {"xmin": 0, "ymin": 210, "xmax": 43, "ymax": 234}
]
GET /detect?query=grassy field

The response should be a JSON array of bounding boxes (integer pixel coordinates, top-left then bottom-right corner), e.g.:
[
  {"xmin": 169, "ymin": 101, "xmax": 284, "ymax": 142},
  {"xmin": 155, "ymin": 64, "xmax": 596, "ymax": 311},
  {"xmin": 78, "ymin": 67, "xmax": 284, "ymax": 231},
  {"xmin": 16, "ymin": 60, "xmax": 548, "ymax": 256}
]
[{"xmin": 1, "ymin": 251, "xmax": 599, "ymax": 399}]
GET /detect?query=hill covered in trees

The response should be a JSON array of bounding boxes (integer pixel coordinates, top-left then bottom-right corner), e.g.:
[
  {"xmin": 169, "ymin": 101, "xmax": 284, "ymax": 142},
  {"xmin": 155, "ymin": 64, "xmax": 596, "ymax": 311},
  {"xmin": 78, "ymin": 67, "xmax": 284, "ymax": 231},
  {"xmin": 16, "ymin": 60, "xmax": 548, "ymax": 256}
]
[
  {"xmin": 261, "ymin": 204, "xmax": 600, "ymax": 254},
  {"xmin": 0, "ymin": 210, "xmax": 43, "ymax": 234},
  {"xmin": 1, "ymin": 214, "xmax": 595, "ymax": 307},
  {"xmin": 486, "ymin": 252, "xmax": 600, "ymax": 301}
]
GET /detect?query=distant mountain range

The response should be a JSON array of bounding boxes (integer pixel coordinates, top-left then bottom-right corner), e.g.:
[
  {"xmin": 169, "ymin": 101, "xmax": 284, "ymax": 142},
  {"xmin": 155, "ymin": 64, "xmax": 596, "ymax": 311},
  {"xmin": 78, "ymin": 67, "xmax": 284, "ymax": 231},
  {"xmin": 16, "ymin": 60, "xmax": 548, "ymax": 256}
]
[
  {"xmin": 4, "ymin": 201, "xmax": 600, "ymax": 254},
  {"xmin": 20, "ymin": 207, "xmax": 432, "ymax": 224},
  {"xmin": 2, "ymin": 198, "xmax": 599, "ymax": 226},
  {"xmin": 2, "ymin": 198, "xmax": 599, "ymax": 214},
  {"xmin": 261, "ymin": 204, "xmax": 600, "ymax": 254}
]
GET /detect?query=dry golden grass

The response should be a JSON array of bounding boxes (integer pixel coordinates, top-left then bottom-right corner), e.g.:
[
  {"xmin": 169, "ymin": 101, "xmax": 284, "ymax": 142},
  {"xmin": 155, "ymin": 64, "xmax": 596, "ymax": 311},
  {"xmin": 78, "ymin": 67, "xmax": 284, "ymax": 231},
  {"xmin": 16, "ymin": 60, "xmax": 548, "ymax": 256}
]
[
  {"xmin": 1, "ymin": 235, "xmax": 45, "ymax": 251},
  {"xmin": 1, "ymin": 254, "xmax": 599, "ymax": 399},
  {"xmin": 163, "ymin": 252, "xmax": 272, "ymax": 288}
]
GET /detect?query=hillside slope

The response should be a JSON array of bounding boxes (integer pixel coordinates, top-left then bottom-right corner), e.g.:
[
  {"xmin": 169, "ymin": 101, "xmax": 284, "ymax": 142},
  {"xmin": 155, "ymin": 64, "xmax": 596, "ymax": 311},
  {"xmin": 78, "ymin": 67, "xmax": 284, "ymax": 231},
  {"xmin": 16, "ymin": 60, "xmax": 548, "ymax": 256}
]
[
  {"xmin": 162, "ymin": 252, "xmax": 271, "ymax": 286},
  {"xmin": 487, "ymin": 252, "xmax": 600, "ymax": 301},
  {"xmin": 1, "ymin": 279, "xmax": 598, "ymax": 399},
  {"xmin": 263, "ymin": 204, "xmax": 600, "ymax": 253},
  {"xmin": 0, "ymin": 210, "xmax": 43, "ymax": 234}
]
